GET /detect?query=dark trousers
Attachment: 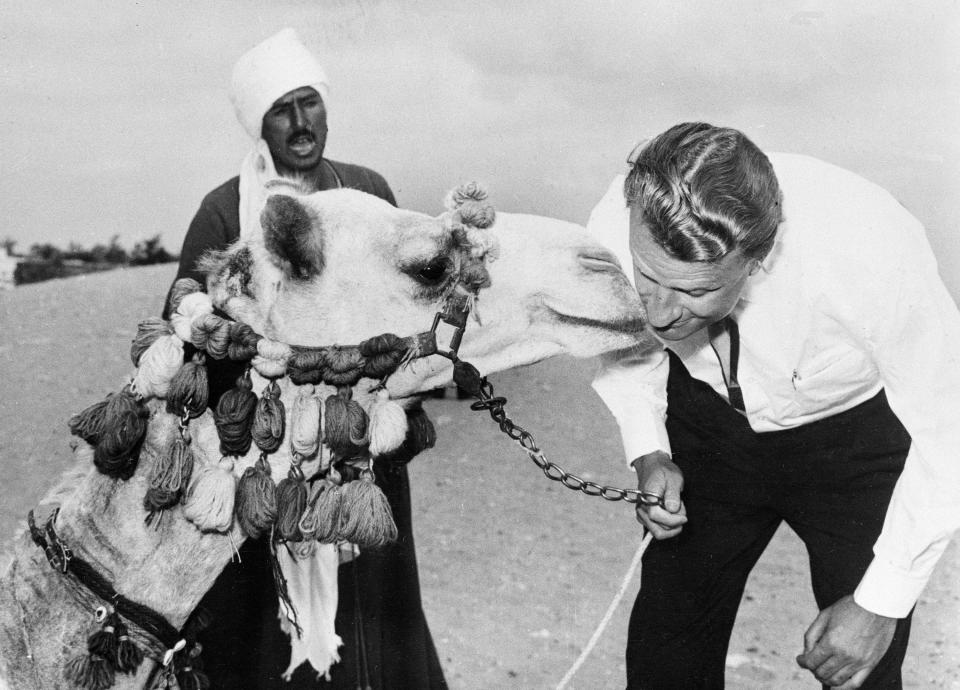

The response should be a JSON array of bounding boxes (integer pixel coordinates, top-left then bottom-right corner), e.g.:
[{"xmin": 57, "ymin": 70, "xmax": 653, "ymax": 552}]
[{"xmin": 626, "ymin": 352, "xmax": 913, "ymax": 689}]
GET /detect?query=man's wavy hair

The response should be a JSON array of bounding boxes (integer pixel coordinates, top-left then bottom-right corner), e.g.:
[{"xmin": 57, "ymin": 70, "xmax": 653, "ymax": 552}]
[{"xmin": 624, "ymin": 123, "xmax": 783, "ymax": 263}]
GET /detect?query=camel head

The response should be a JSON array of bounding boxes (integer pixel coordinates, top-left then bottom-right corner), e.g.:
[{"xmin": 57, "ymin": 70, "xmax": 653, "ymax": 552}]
[{"xmin": 201, "ymin": 182, "xmax": 649, "ymax": 396}]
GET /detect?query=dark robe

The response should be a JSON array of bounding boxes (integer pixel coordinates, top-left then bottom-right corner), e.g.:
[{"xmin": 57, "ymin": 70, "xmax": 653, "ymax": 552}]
[{"xmin": 166, "ymin": 161, "xmax": 447, "ymax": 689}]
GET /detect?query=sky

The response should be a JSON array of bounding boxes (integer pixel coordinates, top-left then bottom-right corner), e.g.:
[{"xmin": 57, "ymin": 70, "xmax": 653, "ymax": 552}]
[{"xmin": 1, "ymin": 1, "xmax": 959, "ymax": 291}]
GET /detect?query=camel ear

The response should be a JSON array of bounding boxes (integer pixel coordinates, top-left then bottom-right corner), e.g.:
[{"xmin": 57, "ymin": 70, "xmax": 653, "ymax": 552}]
[{"xmin": 261, "ymin": 194, "xmax": 325, "ymax": 280}]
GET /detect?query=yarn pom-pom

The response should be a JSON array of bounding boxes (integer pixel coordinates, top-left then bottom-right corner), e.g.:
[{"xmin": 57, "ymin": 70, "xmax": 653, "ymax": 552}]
[
  {"xmin": 444, "ymin": 182, "xmax": 488, "ymax": 211},
  {"xmin": 252, "ymin": 339, "xmax": 292, "ymax": 379},
  {"xmin": 235, "ymin": 455, "xmax": 277, "ymax": 539},
  {"xmin": 359, "ymin": 333, "xmax": 407, "ymax": 379},
  {"xmin": 338, "ymin": 472, "xmax": 397, "ymax": 548},
  {"xmin": 274, "ymin": 473, "xmax": 307, "ymax": 542},
  {"xmin": 190, "ymin": 313, "xmax": 231, "ymax": 359},
  {"xmin": 63, "ymin": 652, "xmax": 115, "ymax": 690},
  {"xmin": 368, "ymin": 390, "xmax": 408, "ymax": 457},
  {"xmin": 252, "ymin": 380, "xmax": 285, "ymax": 454},
  {"xmin": 289, "ymin": 385, "xmax": 321, "ymax": 460},
  {"xmin": 165, "ymin": 356, "xmax": 209, "ymax": 418},
  {"xmin": 93, "ymin": 390, "xmax": 150, "ymax": 480},
  {"xmin": 171, "ymin": 292, "xmax": 214, "ymax": 343},
  {"xmin": 130, "ymin": 318, "xmax": 173, "ymax": 367},
  {"xmin": 183, "ymin": 456, "xmax": 237, "ymax": 533},
  {"xmin": 167, "ymin": 278, "xmax": 204, "ymax": 315},
  {"xmin": 227, "ymin": 322, "xmax": 261, "ymax": 362},
  {"xmin": 287, "ymin": 349, "xmax": 325, "ymax": 385},
  {"xmin": 133, "ymin": 334, "xmax": 185, "ymax": 400},
  {"xmin": 323, "ymin": 347, "xmax": 365, "ymax": 387},
  {"xmin": 457, "ymin": 199, "xmax": 496, "ymax": 229},
  {"xmin": 213, "ymin": 373, "xmax": 257, "ymax": 457}
]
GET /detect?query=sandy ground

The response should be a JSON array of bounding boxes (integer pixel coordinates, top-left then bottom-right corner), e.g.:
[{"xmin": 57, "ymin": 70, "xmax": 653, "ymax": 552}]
[{"xmin": 0, "ymin": 264, "xmax": 957, "ymax": 689}]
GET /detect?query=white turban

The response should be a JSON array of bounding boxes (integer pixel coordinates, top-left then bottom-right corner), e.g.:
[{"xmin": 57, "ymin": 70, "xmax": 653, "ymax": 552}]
[
  {"xmin": 230, "ymin": 28, "xmax": 330, "ymax": 140},
  {"xmin": 231, "ymin": 28, "xmax": 330, "ymax": 240}
]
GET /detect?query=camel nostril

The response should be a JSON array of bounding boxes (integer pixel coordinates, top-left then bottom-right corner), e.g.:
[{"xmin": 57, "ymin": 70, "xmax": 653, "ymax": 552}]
[{"xmin": 577, "ymin": 247, "xmax": 623, "ymax": 274}]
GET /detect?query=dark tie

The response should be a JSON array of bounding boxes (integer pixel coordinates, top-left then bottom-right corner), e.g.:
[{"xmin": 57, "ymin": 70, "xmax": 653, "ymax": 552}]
[{"xmin": 708, "ymin": 316, "xmax": 746, "ymax": 414}]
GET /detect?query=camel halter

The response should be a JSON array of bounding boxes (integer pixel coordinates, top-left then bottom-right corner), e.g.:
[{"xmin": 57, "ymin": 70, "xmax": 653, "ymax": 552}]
[{"xmin": 33, "ymin": 181, "xmax": 651, "ymax": 688}]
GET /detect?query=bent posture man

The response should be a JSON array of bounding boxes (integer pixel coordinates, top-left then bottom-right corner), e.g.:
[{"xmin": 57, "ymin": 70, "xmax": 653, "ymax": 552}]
[
  {"xmin": 590, "ymin": 123, "xmax": 960, "ymax": 689},
  {"xmin": 165, "ymin": 28, "xmax": 445, "ymax": 689}
]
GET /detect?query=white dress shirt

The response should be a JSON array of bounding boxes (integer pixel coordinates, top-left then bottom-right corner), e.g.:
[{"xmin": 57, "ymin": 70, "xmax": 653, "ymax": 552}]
[{"xmin": 589, "ymin": 152, "xmax": 960, "ymax": 618}]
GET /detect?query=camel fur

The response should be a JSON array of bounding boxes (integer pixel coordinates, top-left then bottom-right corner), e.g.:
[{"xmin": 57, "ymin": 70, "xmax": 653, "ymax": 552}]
[{"xmin": 0, "ymin": 186, "xmax": 649, "ymax": 689}]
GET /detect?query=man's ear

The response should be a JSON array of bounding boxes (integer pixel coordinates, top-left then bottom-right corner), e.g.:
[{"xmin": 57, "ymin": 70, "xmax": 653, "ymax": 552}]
[{"xmin": 261, "ymin": 194, "xmax": 325, "ymax": 280}]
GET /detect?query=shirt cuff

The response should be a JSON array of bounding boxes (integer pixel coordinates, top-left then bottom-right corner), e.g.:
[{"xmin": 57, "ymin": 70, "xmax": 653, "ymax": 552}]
[
  {"xmin": 853, "ymin": 557, "xmax": 928, "ymax": 618},
  {"xmin": 621, "ymin": 424, "xmax": 672, "ymax": 467}
]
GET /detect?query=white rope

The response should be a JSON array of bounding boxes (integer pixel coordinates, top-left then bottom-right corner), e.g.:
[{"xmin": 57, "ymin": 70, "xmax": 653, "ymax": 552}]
[{"xmin": 555, "ymin": 531, "xmax": 653, "ymax": 690}]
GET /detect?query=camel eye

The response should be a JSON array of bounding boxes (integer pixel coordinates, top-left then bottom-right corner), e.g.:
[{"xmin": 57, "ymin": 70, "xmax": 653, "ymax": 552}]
[{"xmin": 412, "ymin": 257, "xmax": 450, "ymax": 286}]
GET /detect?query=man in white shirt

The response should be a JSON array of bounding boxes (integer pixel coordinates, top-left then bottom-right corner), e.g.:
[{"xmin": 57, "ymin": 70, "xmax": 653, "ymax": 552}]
[{"xmin": 590, "ymin": 122, "xmax": 960, "ymax": 689}]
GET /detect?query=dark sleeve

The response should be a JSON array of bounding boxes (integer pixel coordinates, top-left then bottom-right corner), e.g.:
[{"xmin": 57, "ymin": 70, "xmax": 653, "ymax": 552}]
[{"xmin": 162, "ymin": 202, "xmax": 229, "ymax": 318}]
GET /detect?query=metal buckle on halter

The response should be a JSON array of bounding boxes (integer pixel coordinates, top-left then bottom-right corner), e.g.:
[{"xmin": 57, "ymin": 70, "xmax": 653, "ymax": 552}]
[{"xmin": 428, "ymin": 302, "xmax": 470, "ymax": 361}]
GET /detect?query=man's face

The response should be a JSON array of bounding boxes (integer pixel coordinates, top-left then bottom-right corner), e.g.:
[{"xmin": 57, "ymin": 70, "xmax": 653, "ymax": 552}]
[
  {"xmin": 261, "ymin": 86, "xmax": 328, "ymax": 176},
  {"xmin": 629, "ymin": 209, "xmax": 755, "ymax": 341}
]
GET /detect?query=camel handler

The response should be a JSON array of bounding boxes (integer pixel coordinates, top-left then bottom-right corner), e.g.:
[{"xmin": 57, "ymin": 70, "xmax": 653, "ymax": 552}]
[
  {"xmin": 163, "ymin": 28, "xmax": 446, "ymax": 689},
  {"xmin": 589, "ymin": 122, "xmax": 960, "ymax": 689}
]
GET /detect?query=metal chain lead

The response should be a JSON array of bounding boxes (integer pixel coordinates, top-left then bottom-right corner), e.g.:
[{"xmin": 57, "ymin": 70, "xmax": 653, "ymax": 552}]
[{"xmin": 461, "ymin": 366, "xmax": 642, "ymax": 504}]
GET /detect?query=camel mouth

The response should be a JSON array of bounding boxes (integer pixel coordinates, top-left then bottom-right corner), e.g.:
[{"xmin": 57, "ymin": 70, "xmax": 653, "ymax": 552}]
[{"xmin": 544, "ymin": 307, "xmax": 646, "ymax": 335}]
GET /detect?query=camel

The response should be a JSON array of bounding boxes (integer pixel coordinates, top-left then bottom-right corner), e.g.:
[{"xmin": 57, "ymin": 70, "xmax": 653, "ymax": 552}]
[{"xmin": 0, "ymin": 184, "xmax": 648, "ymax": 689}]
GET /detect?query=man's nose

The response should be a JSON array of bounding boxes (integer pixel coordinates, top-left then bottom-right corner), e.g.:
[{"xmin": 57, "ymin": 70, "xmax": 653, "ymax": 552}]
[
  {"xmin": 292, "ymin": 103, "xmax": 308, "ymax": 128},
  {"xmin": 642, "ymin": 287, "xmax": 682, "ymax": 328}
]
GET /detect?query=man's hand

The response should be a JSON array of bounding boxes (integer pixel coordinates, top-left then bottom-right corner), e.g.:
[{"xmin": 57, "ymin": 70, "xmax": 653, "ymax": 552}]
[
  {"xmin": 631, "ymin": 451, "xmax": 686, "ymax": 539},
  {"xmin": 795, "ymin": 594, "xmax": 897, "ymax": 688}
]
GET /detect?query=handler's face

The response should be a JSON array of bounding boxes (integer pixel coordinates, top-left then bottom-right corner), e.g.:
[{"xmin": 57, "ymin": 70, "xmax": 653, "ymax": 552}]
[
  {"xmin": 261, "ymin": 86, "xmax": 328, "ymax": 176},
  {"xmin": 630, "ymin": 211, "xmax": 754, "ymax": 341}
]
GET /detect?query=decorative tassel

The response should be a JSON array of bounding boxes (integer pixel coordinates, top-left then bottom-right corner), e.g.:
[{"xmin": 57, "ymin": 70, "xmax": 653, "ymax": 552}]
[
  {"xmin": 235, "ymin": 454, "xmax": 277, "ymax": 539},
  {"xmin": 114, "ymin": 617, "xmax": 143, "ymax": 674},
  {"xmin": 176, "ymin": 665, "xmax": 211, "ymax": 690},
  {"xmin": 323, "ymin": 390, "xmax": 369, "ymax": 455},
  {"xmin": 252, "ymin": 380, "xmax": 285, "ymax": 454},
  {"xmin": 338, "ymin": 467, "xmax": 397, "ymax": 548},
  {"xmin": 299, "ymin": 478, "xmax": 342, "ymax": 544},
  {"xmin": 63, "ymin": 653, "xmax": 115, "ymax": 690},
  {"xmin": 406, "ymin": 407, "xmax": 437, "ymax": 456},
  {"xmin": 212, "ymin": 371, "xmax": 257, "ymax": 456},
  {"xmin": 68, "ymin": 398, "xmax": 110, "ymax": 445},
  {"xmin": 130, "ymin": 317, "xmax": 173, "ymax": 367},
  {"xmin": 289, "ymin": 385, "xmax": 321, "ymax": 460},
  {"xmin": 92, "ymin": 389, "xmax": 150, "ymax": 480},
  {"xmin": 133, "ymin": 334, "xmax": 185, "ymax": 400},
  {"xmin": 274, "ymin": 460, "xmax": 307, "ymax": 542},
  {"xmin": 165, "ymin": 354, "xmax": 209, "ymax": 419},
  {"xmin": 86, "ymin": 609, "xmax": 119, "ymax": 668},
  {"xmin": 183, "ymin": 457, "xmax": 237, "ymax": 533},
  {"xmin": 368, "ymin": 389, "xmax": 408, "ymax": 456},
  {"xmin": 144, "ymin": 421, "xmax": 194, "ymax": 514}
]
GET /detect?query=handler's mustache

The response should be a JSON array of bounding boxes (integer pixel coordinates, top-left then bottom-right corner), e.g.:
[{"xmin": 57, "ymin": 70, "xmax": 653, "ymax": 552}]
[{"xmin": 287, "ymin": 129, "xmax": 316, "ymax": 145}]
